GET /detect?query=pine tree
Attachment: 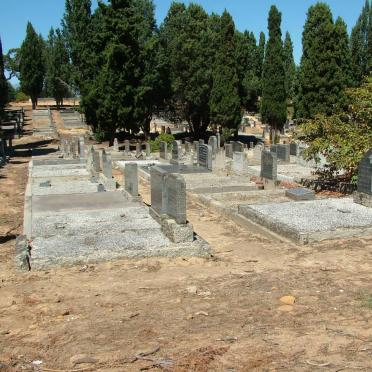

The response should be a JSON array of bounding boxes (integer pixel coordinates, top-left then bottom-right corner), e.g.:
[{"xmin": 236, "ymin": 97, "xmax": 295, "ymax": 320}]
[
  {"xmin": 283, "ymin": 32, "xmax": 296, "ymax": 100},
  {"xmin": 46, "ymin": 28, "xmax": 70, "ymax": 107},
  {"xmin": 350, "ymin": 0, "xmax": 370, "ymax": 84},
  {"xmin": 19, "ymin": 22, "xmax": 45, "ymax": 109},
  {"xmin": 257, "ymin": 32, "xmax": 265, "ymax": 90},
  {"xmin": 0, "ymin": 37, "xmax": 8, "ymax": 115},
  {"xmin": 260, "ymin": 5, "xmax": 287, "ymax": 133},
  {"xmin": 296, "ymin": 3, "xmax": 350, "ymax": 118},
  {"xmin": 210, "ymin": 10, "xmax": 241, "ymax": 129}
]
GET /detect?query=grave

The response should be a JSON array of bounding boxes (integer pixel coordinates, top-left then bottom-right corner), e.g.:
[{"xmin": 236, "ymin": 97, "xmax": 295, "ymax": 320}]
[
  {"xmin": 285, "ymin": 188, "xmax": 315, "ymax": 201},
  {"xmin": 354, "ymin": 149, "xmax": 372, "ymax": 207},
  {"xmin": 225, "ymin": 144, "xmax": 233, "ymax": 159},
  {"xmin": 124, "ymin": 163, "xmax": 140, "ymax": 201},
  {"xmin": 159, "ymin": 141, "xmax": 168, "ymax": 160},
  {"xmin": 198, "ymin": 144, "xmax": 212, "ymax": 170},
  {"xmin": 290, "ymin": 143, "xmax": 299, "ymax": 156},
  {"xmin": 260, "ymin": 150, "xmax": 277, "ymax": 188},
  {"xmin": 276, "ymin": 144, "xmax": 290, "ymax": 163}
]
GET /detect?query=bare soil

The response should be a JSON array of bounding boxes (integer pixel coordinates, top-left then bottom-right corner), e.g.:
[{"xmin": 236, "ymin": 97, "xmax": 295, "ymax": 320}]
[{"xmin": 0, "ymin": 110, "xmax": 371, "ymax": 371}]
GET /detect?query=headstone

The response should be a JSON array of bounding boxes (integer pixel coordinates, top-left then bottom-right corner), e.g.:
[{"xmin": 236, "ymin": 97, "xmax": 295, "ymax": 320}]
[
  {"xmin": 270, "ymin": 145, "xmax": 277, "ymax": 153},
  {"xmin": 286, "ymin": 188, "xmax": 315, "ymax": 201},
  {"xmin": 193, "ymin": 141, "xmax": 199, "ymax": 152},
  {"xmin": 232, "ymin": 141, "xmax": 244, "ymax": 153},
  {"xmin": 354, "ymin": 149, "xmax": 372, "ymax": 207},
  {"xmin": 124, "ymin": 140, "xmax": 130, "ymax": 154},
  {"xmin": 261, "ymin": 150, "xmax": 277, "ymax": 181},
  {"xmin": 250, "ymin": 141, "xmax": 254, "ymax": 149},
  {"xmin": 146, "ymin": 143, "xmax": 151, "ymax": 157},
  {"xmin": 172, "ymin": 140, "xmax": 180, "ymax": 161},
  {"xmin": 136, "ymin": 143, "xmax": 141, "ymax": 157},
  {"xmin": 253, "ymin": 145, "xmax": 263, "ymax": 164},
  {"xmin": 113, "ymin": 138, "xmax": 119, "ymax": 152},
  {"xmin": 79, "ymin": 137, "xmax": 85, "ymax": 158},
  {"xmin": 199, "ymin": 139, "xmax": 205, "ymax": 145},
  {"xmin": 232, "ymin": 152, "xmax": 246, "ymax": 173},
  {"xmin": 290, "ymin": 143, "xmax": 299, "ymax": 156},
  {"xmin": 198, "ymin": 144, "xmax": 212, "ymax": 170},
  {"xmin": 150, "ymin": 166, "xmax": 168, "ymax": 214},
  {"xmin": 159, "ymin": 141, "xmax": 167, "ymax": 160},
  {"xmin": 101, "ymin": 150, "xmax": 112, "ymax": 179},
  {"xmin": 225, "ymin": 144, "xmax": 233, "ymax": 159},
  {"xmin": 185, "ymin": 141, "xmax": 191, "ymax": 153},
  {"xmin": 208, "ymin": 136, "xmax": 218, "ymax": 155},
  {"xmin": 276, "ymin": 144, "xmax": 290, "ymax": 163},
  {"xmin": 216, "ymin": 132, "xmax": 221, "ymax": 150},
  {"xmin": 92, "ymin": 150, "xmax": 101, "ymax": 173},
  {"xmin": 164, "ymin": 174, "xmax": 187, "ymax": 224},
  {"xmin": 124, "ymin": 163, "xmax": 138, "ymax": 197}
]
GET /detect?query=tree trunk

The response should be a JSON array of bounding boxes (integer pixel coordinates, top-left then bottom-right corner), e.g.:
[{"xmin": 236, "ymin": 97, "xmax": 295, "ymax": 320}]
[{"xmin": 31, "ymin": 97, "xmax": 36, "ymax": 110}]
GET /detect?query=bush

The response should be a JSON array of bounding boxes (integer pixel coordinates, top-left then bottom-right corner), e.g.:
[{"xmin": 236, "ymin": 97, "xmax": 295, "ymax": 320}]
[
  {"xmin": 94, "ymin": 127, "xmax": 105, "ymax": 143},
  {"xmin": 149, "ymin": 133, "xmax": 175, "ymax": 152},
  {"xmin": 15, "ymin": 91, "xmax": 29, "ymax": 102}
]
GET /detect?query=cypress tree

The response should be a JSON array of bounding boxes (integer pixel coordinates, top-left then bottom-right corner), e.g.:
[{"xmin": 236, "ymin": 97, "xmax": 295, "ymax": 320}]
[
  {"xmin": 283, "ymin": 32, "xmax": 296, "ymax": 100},
  {"xmin": 297, "ymin": 3, "xmax": 350, "ymax": 118},
  {"xmin": 260, "ymin": 6, "xmax": 287, "ymax": 133},
  {"xmin": 350, "ymin": 0, "xmax": 370, "ymax": 84},
  {"xmin": 257, "ymin": 32, "xmax": 265, "ymax": 78},
  {"xmin": 19, "ymin": 22, "xmax": 45, "ymax": 109},
  {"xmin": 0, "ymin": 37, "xmax": 8, "ymax": 115},
  {"xmin": 46, "ymin": 28, "xmax": 70, "ymax": 107},
  {"xmin": 235, "ymin": 31, "xmax": 260, "ymax": 110},
  {"xmin": 95, "ymin": 0, "xmax": 142, "ymax": 143},
  {"xmin": 159, "ymin": 3, "xmax": 213, "ymax": 137},
  {"xmin": 210, "ymin": 10, "xmax": 241, "ymax": 129}
]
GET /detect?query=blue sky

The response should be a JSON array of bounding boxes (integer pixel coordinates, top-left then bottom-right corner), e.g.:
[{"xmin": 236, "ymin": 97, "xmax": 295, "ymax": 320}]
[{"xmin": 0, "ymin": 0, "xmax": 365, "ymax": 81}]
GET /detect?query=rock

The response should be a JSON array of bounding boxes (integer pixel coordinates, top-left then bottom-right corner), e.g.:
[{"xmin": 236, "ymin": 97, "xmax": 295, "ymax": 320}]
[
  {"xmin": 280, "ymin": 295, "xmax": 296, "ymax": 305},
  {"xmin": 61, "ymin": 310, "xmax": 70, "ymax": 316},
  {"xmin": 278, "ymin": 305, "xmax": 293, "ymax": 312},
  {"xmin": 70, "ymin": 354, "xmax": 98, "ymax": 366},
  {"xmin": 186, "ymin": 286, "xmax": 198, "ymax": 295},
  {"xmin": 0, "ymin": 330, "xmax": 10, "ymax": 335}
]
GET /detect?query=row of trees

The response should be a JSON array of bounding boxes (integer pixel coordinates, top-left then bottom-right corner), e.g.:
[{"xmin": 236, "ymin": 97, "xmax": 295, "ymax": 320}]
[{"xmin": 1, "ymin": 0, "xmax": 371, "ymax": 141}]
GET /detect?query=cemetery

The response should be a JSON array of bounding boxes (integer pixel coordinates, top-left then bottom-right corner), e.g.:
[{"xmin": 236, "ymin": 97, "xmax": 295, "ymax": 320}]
[{"xmin": 1, "ymin": 0, "xmax": 372, "ymax": 370}]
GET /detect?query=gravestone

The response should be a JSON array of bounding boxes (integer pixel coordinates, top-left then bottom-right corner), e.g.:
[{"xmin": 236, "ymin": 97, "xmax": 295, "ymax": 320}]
[
  {"xmin": 232, "ymin": 141, "xmax": 244, "ymax": 153},
  {"xmin": 164, "ymin": 173, "xmax": 187, "ymax": 224},
  {"xmin": 172, "ymin": 140, "xmax": 180, "ymax": 161},
  {"xmin": 136, "ymin": 143, "xmax": 141, "ymax": 157},
  {"xmin": 199, "ymin": 139, "xmax": 205, "ymax": 145},
  {"xmin": 290, "ymin": 143, "xmax": 299, "ymax": 156},
  {"xmin": 159, "ymin": 141, "xmax": 167, "ymax": 160},
  {"xmin": 101, "ymin": 150, "xmax": 112, "ymax": 179},
  {"xmin": 208, "ymin": 136, "xmax": 218, "ymax": 155},
  {"xmin": 270, "ymin": 145, "xmax": 277, "ymax": 153},
  {"xmin": 225, "ymin": 144, "xmax": 233, "ymax": 159},
  {"xmin": 354, "ymin": 149, "xmax": 372, "ymax": 207},
  {"xmin": 193, "ymin": 141, "xmax": 199, "ymax": 152},
  {"xmin": 124, "ymin": 163, "xmax": 138, "ymax": 197},
  {"xmin": 232, "ymin": 152, "xmax": 246, "ymax": 173},
  {"xmin": 253, "ymin": 145, "xmax": 263, "ymax": 164},
  {"xmin": 124, "ymin": 140, "xmax": 130, "ymax": 154},
  {"xmin": 146, "ymin": 143, "xmax": 151, "ymax": 157},
  {"xmin": 198, "ymin": 144, "xmax": 212, "ymax": 170},
  {"xmin": 113, "ymin": 138, "xmax": 119, "ymax": 152},
  {"xmin": 150, "ymin": 166, "xmax": 168, "ymax": 214},
  {"xmin": 286, "ymin": 188, "xmax": 315, "ymax": 201},
  {"xmin": 216, "ymin": 132, "xmax": 221, "ymax": 150},
  {"xmin": 79, "ymin": 137, "xmax": 85, "ymax": 159},
  {"xmin": 92, "ymin": 150, "xmax": 101, "ymax": 173},
  {"xmin": 261, "ymin": 150, "xmax": 277, "ymax": 181},
  {"xmin": 250, "ymin": 141, "xmax": 254, "ymax": 149},
  {"xmin": 276, "ymin": 144, "xmax": 290, "ymax": 163},
  {"xmin": 185, "ymin": 141, "xmax": 191, "ymax": 153}
]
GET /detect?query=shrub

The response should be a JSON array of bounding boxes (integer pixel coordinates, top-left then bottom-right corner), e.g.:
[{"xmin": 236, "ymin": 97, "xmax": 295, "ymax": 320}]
[
  {"xmin": 15, "ymin": 91, "xmax": 29, "ymax": 102},
  {"xmin": 149, "ymin": 133, "xmax": 175, "ymax": 152}
]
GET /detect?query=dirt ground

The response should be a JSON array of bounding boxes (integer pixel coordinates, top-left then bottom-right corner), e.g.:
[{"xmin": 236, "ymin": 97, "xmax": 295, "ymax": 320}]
[{"xmin": 0, "ymin": 110, "xmax": 371, "ymax": 371}]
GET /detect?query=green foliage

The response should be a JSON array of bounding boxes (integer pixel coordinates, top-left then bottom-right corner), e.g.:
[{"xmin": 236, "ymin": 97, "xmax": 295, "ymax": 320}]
[
  {"xmin": 7, "ymin": 82, "xmax": 16, "ymax": 101},
  {"xmin": 94, "ymin": 127, "xmax": 106, "ymax": 143},
  {"xmin": 159, "ymin": 2, "xmax": 213, "ymax": 137},
  {"xmin": 19, "ymin": 22, "xmax": 45, "ymax": 109},
  {"xmin": 296, "ymin": 3, "xmax": 351, "ymax": 119},
  {"xmin": 3, "ymin": 48, "xmax": 20, "ymax": 81},
  {"xmin": 149, "ymin": 132, "xmax": 175, "ymax": 152},
  {"xmin": 350, "ymin": 0, "xmax": 371, "ymax": 85},
  {"xmin": 296, "ymin": 78, "xmax": 372, "ymax": 179},
  {"xmin": 0, "ymin": 37, "xmax": 8, "ymax": 114},
  {"xmin": 15, "ymin": 91, "xmax": 29, "ymax": 102},
  {"xmin": 283, "ymin": 32, "xmax": 296, "ymax": 100},
  {"xmin": 46, "ymin": 28, "xmax": 70, "ymax": 107},
  {"xmin": 220, "ymin": 128, "xmax": 235, "ymax": 144},
  {"xmin": 235, "ymin": 31, "xmax": 261, "ymax": 110},
  {"xmin": 260, "ymin": 5, "xmax": 287, "ymax": 131},
  {"xmin": 210, "ymin": 11, "xmax": 241, "ymax": 129}
]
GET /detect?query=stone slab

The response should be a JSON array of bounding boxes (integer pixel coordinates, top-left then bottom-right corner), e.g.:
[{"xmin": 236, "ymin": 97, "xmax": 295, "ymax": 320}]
[
  {"xmin": 238, "ymin": 198, "xmax": 372, "ymax": 244},
  {"xmin": 285, "ymin": 188, "xmax": 315, "ymax": 201}
]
